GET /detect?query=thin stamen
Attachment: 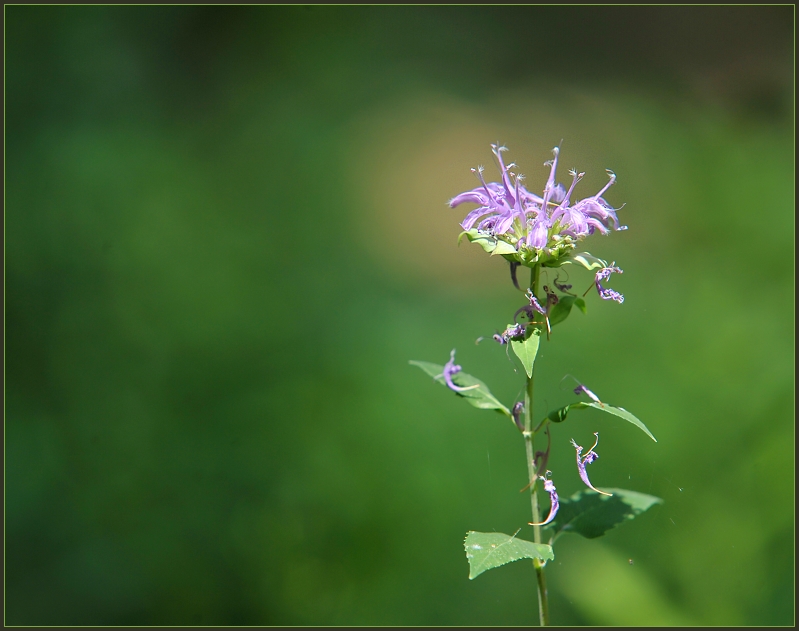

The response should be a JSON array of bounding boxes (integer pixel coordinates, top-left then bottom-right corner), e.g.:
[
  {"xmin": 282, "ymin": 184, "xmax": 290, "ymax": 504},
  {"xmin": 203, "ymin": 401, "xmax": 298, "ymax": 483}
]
[{"xmin": 593, "ymin": 170, "xmax": 616, "ymax": 200}]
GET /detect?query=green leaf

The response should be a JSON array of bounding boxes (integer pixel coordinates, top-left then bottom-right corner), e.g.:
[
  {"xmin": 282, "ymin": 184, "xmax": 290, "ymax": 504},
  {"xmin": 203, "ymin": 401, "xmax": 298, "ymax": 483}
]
[
  {"xmin": 409, "ymin": 360, "xmax": 510, "ymax": 416},
  {"xmin": 544, "ymin": 401, "xmax": 657, "ymax": 442},
  {"xmin": 464, "ymin": 531, "xmax": 554, "ymax": 579},
  {"xmin": 566, "ymin": 251, "xmax": 608, "ymax": 271},
  {"xmin": 546, "ymin": 488, "xmax": 663, "ymax": 540},
  {"xmin": 510, "ymin": 329, "xmax": 541, "ymax": 378},
  {"xmin": 548, "ymin": 296, "xmax": 576, "ymax": 327},
  {"xmin": 574, "ymin": 297, "xmax": 587, "ymax": 314}
]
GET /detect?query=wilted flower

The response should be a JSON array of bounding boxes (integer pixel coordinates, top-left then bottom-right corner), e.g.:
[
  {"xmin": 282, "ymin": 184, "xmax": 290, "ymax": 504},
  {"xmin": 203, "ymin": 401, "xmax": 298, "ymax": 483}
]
[
  {"xmin": 571, "ymin": 433, "xmax": 612, "ymax": 496},
  {"xmin": 514, "ymin": 288, "xmax": 546, "ymax": 324},
  {"xmin": 595, "ymin": 264, "xmax": 624, "ymax": 303},
  {"xmin": 574, "ymin": 383, "xmax": 603, "ymax": 406},
  {"xmin": 451, "ymin": 144, "xmax": 626, "ymax": 268},
  {"xmin": 512, "ymin": 401, "xmax": 525, "ymax": 432},
  {"xmin": 440, "ymin": 349, "xmax": 480, "ymax": 393},
  {"xmin": 529, "ymin": 472, "xmax": 560, "ymax": 526},
  {"xmin": 493, "ymin": 323, "xmax": 527, "ymax": 345}
]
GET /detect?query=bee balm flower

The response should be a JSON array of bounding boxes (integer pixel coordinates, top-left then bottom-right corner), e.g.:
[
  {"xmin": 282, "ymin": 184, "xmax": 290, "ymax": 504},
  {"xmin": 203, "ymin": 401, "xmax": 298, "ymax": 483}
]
[{"xmin": 450, "ymin": 144, "xmax": 626, "ymax": 269}]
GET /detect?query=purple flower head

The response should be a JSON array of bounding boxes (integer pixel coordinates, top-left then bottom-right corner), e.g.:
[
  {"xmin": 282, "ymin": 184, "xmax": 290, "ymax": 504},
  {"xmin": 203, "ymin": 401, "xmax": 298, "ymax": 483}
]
[
  {"xmin": 570, "ymin": 433, "xmax": 612, "ymax": 496},
  {"xmin": 595, "ymin": 264, "xmax": 624, "ymax": 304},
  {"xmin": 529, "ymin": 471, "xmax": 560, "ymax": 526},
  {"xmin": 450, "ymin": 145, "xmax": 627, "ymax": 270},
  {"xmin": 441, "ymin": 349, "xmax": 480, "ymax": 393}
]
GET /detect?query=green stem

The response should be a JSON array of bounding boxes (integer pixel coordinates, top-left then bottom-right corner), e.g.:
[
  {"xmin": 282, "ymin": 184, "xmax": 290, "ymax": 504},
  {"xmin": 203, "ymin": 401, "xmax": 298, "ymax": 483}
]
[{"xmin": 523, "ymin": 265, "xmax": 549, "ymax": 626}]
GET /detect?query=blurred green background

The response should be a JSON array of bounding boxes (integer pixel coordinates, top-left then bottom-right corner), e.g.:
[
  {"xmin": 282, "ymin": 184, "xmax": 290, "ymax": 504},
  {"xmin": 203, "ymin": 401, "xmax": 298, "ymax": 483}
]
[{"xmin": 5, "ymin": 5, "xmax": 794, "ymax": 626}]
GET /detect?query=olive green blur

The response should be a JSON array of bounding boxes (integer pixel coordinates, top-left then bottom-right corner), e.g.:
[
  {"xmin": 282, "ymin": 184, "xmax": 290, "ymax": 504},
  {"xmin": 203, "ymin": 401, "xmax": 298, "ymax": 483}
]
[{"xmin": 5, "ymin": 6, "xmax": 794, "ymax": 626}]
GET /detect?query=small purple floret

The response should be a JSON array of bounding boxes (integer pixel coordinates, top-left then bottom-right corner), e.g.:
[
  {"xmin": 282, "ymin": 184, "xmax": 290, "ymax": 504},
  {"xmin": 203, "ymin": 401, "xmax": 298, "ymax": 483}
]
[
  {"xmin": 442, "ymin": 349, "xmax": 480, "ymax": 393},
  {"xmin": 595, "ymin": 264, "xmax": 624, "ymax": 304},
  {"xmin": 529, "ymin": 473, "xmax": 560, "ymax": 526},
  {"xmin": 571, "ymin": 434, "xmax": 613, "ymax": 496},
  {"xmin": 514, "ymin": 289, "xmax": 546, "ymax": 324}
]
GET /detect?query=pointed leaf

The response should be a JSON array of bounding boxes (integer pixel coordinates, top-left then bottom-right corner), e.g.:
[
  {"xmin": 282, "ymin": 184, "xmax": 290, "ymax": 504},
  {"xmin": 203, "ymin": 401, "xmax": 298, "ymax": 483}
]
[
  {"xmin": 543, "ymin": 401, "xmax": 657, "ymax": 442},
  {"xmin": 548, "ymin": 296, "xmax": 579, "ymax": 327},
  {"xmin": 409, "ymin": 361, "xmax": 510, "ymax": 416},
  {"xmin": 464, "ymin": 531, "xmax": 554, "ymax": 579},
  {"xmin": 511, "ymin": 329, "xmax": 540, "ymax": 378},
  {"xmin": 583, "ymin": 402, "xmax": 657, "ymax": 442},
  {"xmin": 546, "ymin": 488, "xmax": 663, "ymax": 540}
]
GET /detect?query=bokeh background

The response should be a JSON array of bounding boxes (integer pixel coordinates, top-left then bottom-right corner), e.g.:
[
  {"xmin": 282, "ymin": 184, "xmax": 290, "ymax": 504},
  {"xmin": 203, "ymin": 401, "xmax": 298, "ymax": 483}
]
[{"xmin": 5, "ymin": 5, "xmax": 794, "ymax": 626}]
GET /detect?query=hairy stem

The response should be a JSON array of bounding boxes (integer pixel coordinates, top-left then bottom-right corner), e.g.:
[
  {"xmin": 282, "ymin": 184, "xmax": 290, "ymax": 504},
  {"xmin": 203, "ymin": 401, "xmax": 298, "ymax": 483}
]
[{"xmin": 523, "ymin": 265, "xmax": 549, "ymax": 626}]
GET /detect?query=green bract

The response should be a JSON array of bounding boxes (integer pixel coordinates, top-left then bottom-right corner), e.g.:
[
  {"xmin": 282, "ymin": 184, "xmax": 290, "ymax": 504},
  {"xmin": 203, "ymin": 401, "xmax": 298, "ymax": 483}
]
[{"xmin": 458, "ymin": 228, "xmax": 579, "ymax": 269}]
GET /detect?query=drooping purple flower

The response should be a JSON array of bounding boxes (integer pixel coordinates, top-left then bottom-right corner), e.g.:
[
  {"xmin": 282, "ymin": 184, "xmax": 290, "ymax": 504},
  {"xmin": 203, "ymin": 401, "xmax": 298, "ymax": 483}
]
[
  {"xmin": 512, "ymin": 288, "xmax": 546, "ymax": 325},
  {"xmin": 571, "ymin": 170, "xmax": 627, "ymax": 234},
  {"xmin": 529, "ymin": 472, "xmax": 560, "ymax": 526},
  {"xmin": 494, "ymin": 323, "xmax": 527, "ymax": 345},
  {"xmin": 571, "ymin": 433, "xmax": 613, "ymax": 496},
  {"xmin": 440, "ymin": 349, "xmax": 480, "ymax": 393},
  {"xmin": 595, "ymin": 264, "xmax": 624, "ymax": 303}
]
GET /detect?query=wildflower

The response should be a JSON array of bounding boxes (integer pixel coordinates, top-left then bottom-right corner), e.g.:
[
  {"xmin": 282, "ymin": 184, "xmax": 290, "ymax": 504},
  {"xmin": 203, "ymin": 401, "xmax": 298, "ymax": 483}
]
[
  {"xmin": 594, "ymin": 264, "xmax": 624, "ymax": 303},
  {"xmin": 529, "ymin": 472, "xmax": 560, "ymax": 526},
  {"xmin": 571, "ymin": 433, "xmax": 612, "ymax": 496},
  {"xmin": 441, "ymin": 349, "xmax": 480, "ymax": 393},
  {"xmin": 450, "ymin": 144, "xmax": 626, "ymax": 269}
]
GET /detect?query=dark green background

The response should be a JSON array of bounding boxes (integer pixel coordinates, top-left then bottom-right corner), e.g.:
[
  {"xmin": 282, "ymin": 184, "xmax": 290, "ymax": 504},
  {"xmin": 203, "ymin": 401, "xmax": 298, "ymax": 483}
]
[{"xmin": 5, "ymin": 5, "xmax": 794, "ymax": 626}]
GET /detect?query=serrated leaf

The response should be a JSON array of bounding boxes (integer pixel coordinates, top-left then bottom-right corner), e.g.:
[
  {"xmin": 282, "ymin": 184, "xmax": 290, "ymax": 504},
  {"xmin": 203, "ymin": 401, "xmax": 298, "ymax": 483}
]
[
  {"xmin": 510, "ymin": 329, "xmax": 540, "ymax": 378},
  {"xmin": 464, "ymin": 531, "xmax": 554, "ymax": 579},
  {"xmin": 544, "ymin": 401, "xmax": 657, "ymax": 442},
  {"xmin": 567, "ymin": 252, "xmax": 608, "ymax": 271},
  {"xmin": 546, "ymin": 488, "xmax": 663, "ymax": 540},
  {"xmin": 409, "ymin": 360, "xmax": 510, "ymax": 416}
]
